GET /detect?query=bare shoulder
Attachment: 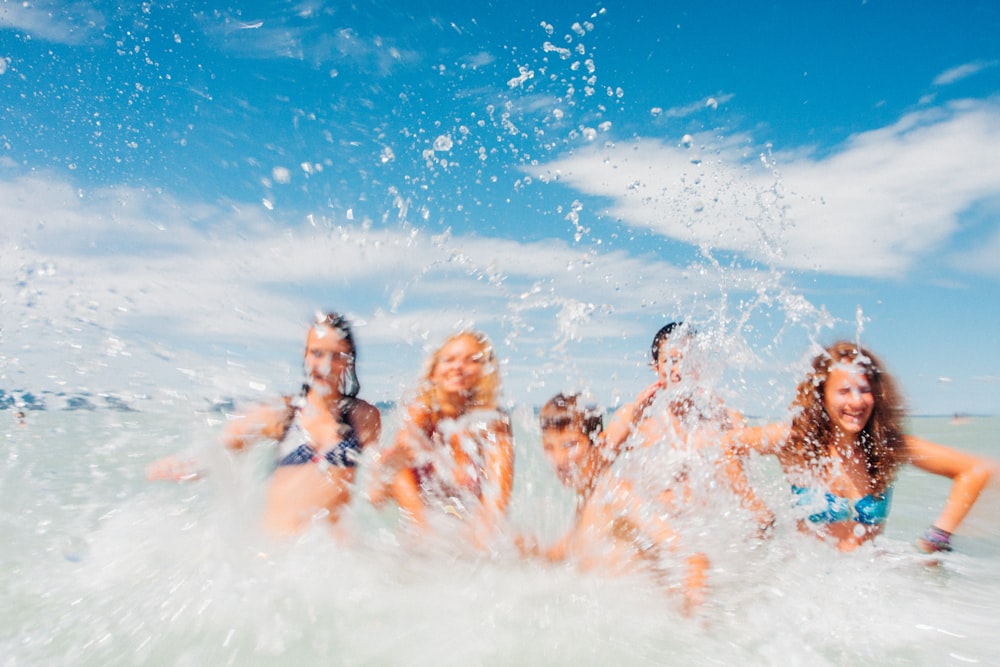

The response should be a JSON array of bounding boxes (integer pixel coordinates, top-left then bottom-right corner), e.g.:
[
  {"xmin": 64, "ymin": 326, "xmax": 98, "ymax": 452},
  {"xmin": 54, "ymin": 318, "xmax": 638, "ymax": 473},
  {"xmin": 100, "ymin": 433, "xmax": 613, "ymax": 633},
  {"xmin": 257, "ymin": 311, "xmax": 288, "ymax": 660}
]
[
  {"xmin": 461, "ymin": 406, "xmax": 511, "ymax": 432},
  {"xmin": 604, "ymin": 400, "xmax": 637, "ymax": 432},
  {"xmin": 611, "ymin": 399, "xmax": 637, "ymax": 421},
  {"xmin": 480, "ymin": 407, "xmax": 512, "ymax": 435},
  {"xmin": 349, "ymin": 399, "xmax": 382, "ymax": 445},
  {"xmin": 493, "ymin": 409, "xmax": 513, "ymax": 436},
  {"xmin": 724, "ymin": 407, "xmax": 746, "ymax": 430},
  {"xmin": 350, "ymin": 398, "xmax": 381, "ymax": 421}
]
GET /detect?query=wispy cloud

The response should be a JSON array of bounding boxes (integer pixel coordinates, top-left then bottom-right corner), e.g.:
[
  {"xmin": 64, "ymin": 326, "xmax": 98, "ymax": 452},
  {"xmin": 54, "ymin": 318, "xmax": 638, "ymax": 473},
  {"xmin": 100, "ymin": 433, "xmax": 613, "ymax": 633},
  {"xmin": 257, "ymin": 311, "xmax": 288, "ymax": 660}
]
[
  {"xmin": 933, "ymin": 60, "xmax": 999, "ymax": 86},
  {"xmin": 6, "ymin": 98, "xmax": 996, "ymax": 409},
  {"xmin": 0, "ymin": 1, "xmax": 105, "ymax": 45},
  {"xmin": 650, "ymin": 93, "xmax": 735, "ymax": 119},
  {"xmin": 194, "ymin": 9, "xmax": 418, "ymax": 74},
  {"xmin": 459, "ymin": 51, "xmax": 496, "ymax": 69},
  {"xmin": 531, "ymin": 98, "xmax": 1000, "ymax": 279},
  {"xmin": 3, "ymin": 170, "xmax": 794, "ymax": 404}
]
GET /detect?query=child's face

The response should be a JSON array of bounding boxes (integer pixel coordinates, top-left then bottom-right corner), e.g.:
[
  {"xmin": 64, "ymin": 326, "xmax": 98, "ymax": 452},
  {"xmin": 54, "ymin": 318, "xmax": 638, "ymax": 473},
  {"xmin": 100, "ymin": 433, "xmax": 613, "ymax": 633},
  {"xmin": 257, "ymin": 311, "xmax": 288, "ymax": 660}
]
[
  {"xmin": 541, "ymin": 426, "xmax": 592, "ymax": 488},
  {"xmin": 655, "ymin": 339, "xmax": 690, "ymax": 386}
]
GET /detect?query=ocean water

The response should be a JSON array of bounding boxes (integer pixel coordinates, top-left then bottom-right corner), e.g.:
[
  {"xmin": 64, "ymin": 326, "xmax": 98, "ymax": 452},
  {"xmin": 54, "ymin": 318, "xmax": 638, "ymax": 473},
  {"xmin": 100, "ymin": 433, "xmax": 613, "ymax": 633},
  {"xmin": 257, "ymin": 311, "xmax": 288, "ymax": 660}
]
[{"xmin": 2, "ymin": 408, "xmax": 998, "ymax": 666}]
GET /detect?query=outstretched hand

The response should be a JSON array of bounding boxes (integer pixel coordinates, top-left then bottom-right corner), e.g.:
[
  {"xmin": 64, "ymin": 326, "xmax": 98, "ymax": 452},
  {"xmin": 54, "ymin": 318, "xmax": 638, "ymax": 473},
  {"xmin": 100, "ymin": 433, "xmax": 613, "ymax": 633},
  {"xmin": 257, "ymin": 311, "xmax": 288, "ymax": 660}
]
[
  {"xmin": 146, "ymin": 455, "xmax": 206, "ymax": 482},
  {"xmin": 634, "ymin": 379, "xmax": 665, "ymax": 408}
]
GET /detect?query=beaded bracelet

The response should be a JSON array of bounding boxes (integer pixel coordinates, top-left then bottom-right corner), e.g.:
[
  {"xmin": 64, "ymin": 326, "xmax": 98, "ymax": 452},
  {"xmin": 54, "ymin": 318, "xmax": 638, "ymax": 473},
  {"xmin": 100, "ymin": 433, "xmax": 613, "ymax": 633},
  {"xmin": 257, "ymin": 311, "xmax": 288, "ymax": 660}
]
[{"xmin": 921, "ymin": 525, "xmax": 953, "ymax": 552}]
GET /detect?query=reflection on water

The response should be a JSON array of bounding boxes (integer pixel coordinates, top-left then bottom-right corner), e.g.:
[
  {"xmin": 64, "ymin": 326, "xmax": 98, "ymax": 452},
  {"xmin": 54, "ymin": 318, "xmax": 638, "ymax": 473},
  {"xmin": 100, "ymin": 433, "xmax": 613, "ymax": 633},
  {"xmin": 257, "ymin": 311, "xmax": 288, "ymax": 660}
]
[{"xmin": 2, "ymin": 411, "xmax": 998, "ymax": 665}]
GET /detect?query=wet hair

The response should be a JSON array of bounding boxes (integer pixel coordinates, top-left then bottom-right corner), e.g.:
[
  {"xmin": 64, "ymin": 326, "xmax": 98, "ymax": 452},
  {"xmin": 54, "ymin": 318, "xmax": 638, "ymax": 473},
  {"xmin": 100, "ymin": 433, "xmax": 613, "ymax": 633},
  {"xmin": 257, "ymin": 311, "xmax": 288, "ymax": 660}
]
[
  {"xmin": 310, "ymin": 311, "xmax": 360, "ymax": 399},
  {"xmin": 788, "ymin": 341, "xmax": 906, "ymax": 494},
  {"xmin": 650, "ymin": 321, "xmax": 694, "ymax": 364},
  {"xmin": 417, "ymin": 331, "xmax": 501, "ymax": 414},
  {"xmin": 539, "ymin": 393, "xmax": 603, "ymax": 441},
  {"xmin": 283, "ymin": 311, "xmax": 360, "ymax": 437}
]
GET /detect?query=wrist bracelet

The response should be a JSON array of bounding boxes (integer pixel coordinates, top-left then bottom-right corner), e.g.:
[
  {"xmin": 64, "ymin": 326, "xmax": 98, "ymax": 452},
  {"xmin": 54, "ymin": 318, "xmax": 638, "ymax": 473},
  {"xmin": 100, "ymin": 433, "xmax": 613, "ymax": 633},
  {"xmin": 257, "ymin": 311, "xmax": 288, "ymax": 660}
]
[{"xmin": 922, "ymin": 525, "xmax": 953, "ymax": 552}]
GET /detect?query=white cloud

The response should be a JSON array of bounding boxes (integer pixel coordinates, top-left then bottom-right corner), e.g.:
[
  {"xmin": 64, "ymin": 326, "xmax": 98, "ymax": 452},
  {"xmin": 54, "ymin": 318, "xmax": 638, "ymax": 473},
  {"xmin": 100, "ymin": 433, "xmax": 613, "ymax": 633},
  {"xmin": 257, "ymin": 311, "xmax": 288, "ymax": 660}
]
[
  {"xmin": 9, "ymin": 101, "xmax": 997, "ymax": 411},
  {"xmin": 2, "ymin": 171, "xmax": 799, "ymax": 406},
  {"xmin": 460, "ymin": 51, "xmax": 496, "ymax": 68},
  {"xmin": 530, "ymin": 98, "xmax": 1000, "ymax": 279},
  {"xmin": 0, "ymin": 1, "xmax": 105, "ymax": 45},
  {"xmin": 654, "ymin": 93, "xmax": 735, "ymax": 119},
  {"xmin": 933, "ymin": 60, "xmax": 999, "ymax": 87},
  {"xmin": 194, "ymin": 11, "xmax": 418, "ymax": 74}
]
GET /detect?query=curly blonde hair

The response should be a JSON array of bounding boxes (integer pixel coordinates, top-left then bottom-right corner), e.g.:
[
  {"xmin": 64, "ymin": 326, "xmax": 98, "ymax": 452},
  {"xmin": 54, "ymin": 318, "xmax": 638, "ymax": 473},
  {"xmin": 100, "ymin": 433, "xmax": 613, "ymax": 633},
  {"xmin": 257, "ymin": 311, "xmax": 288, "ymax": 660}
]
[
  {"xmin": 788, "ymin": 341, "xmax": 906, "ymax": 494},
  {"xmin": 415, "ymin": 331, "xmax": 501, "ymax": 420}
]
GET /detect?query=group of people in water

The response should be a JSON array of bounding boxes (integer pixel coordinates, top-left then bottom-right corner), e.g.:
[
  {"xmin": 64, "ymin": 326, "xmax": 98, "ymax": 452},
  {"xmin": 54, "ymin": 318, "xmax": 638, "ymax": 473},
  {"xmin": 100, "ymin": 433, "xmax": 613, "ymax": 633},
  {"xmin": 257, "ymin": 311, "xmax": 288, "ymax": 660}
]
[{"xmin": 148, "ymin": 312, "xmax": 995, "ymax": 613}]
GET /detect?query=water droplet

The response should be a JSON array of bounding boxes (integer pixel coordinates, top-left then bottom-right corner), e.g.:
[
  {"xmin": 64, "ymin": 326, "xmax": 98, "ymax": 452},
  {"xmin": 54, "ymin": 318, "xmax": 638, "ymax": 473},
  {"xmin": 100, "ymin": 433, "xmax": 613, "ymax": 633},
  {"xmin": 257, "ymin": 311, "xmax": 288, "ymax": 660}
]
[
  {"xmin": 432, "ymin": 135, "xmax": 453, "ymax": 152},
  {"xmin": 272, "ymin": 166, "xmax": 291, "ymax": 184}
]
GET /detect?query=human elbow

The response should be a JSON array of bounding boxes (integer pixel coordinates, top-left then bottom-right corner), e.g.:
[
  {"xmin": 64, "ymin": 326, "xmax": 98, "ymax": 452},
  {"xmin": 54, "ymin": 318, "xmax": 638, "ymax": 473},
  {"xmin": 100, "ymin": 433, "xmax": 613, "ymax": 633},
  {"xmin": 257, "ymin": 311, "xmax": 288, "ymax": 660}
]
[
  {"xmin": 964, "ymin": 459, "xmax": 996, "ymax": 493},
  {"xmin": 978, "ymin": 460, "xmax": 997, "ymax": 487}
]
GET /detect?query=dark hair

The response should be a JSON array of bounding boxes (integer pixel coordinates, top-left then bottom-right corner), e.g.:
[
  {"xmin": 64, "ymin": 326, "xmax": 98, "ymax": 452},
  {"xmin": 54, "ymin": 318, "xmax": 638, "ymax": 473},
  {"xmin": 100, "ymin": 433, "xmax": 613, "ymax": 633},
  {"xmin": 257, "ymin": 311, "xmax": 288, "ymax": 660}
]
[
  {"xmin": 284, "ymin": 311, "xmax": 361, "ymax": 437},
  {"xmin": 539, "ymin": 393, "xmax": 603, "ymax": 441},
  {"xmin": 312, "ymin": 311, "xmax": 360, "ymax": 398},
  {"xmin": 650, "ymin": 321, "xmax": 694, "ymax": 363},
  {"xmin": 788, "ymin": 341, "xmax": 906, "ymax": 494}
]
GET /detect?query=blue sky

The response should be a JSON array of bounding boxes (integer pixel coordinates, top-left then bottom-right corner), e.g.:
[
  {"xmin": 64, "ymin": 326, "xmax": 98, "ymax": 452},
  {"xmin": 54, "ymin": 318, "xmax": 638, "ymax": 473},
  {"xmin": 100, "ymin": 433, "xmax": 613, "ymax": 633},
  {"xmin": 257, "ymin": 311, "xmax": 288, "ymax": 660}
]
[{"xmin": 2, "ymin": 0, "xmax": 999, "ymax": 416}]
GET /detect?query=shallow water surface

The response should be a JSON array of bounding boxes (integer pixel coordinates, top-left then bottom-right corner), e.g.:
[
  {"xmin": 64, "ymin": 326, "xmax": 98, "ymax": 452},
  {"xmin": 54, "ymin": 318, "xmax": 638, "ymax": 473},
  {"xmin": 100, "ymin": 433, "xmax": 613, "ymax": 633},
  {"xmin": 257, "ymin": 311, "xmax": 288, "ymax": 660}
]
[{"xmin": 2, "ymin": 410, "xmax": 998, "ymax": 665}]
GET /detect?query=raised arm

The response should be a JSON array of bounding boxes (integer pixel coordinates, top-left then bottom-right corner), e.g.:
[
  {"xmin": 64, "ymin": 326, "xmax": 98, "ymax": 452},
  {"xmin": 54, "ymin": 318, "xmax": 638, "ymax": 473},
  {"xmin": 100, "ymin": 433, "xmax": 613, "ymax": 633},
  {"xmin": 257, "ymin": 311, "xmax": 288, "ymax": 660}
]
[
  {"xmin": 369, "ymin": 403, "xmax": 432, "ymax": 521},
  {"xmin": 718, "ymin": 410, "xmax": 776, "ymax": 534},
  {"xmin": 147, "ymin": 399, "xmax": 287, "ymax": 482},
  {"xmin": 222, "ymin": 401, "xmax": 289, "ymax": 451},
  {"xmin": 905, "ymin": 435, "xmax": 996, "ymax": 551},
  {"xmin": 724, "ymin": 422, "xmax": 791, "ymax": 457},
  {"xmin": 599, "ymin": 381, "xmax": 661, "ymax": 459},
  {"xmin": 480, "ymin": 412, "xmax": 515, "ymax": 517}
]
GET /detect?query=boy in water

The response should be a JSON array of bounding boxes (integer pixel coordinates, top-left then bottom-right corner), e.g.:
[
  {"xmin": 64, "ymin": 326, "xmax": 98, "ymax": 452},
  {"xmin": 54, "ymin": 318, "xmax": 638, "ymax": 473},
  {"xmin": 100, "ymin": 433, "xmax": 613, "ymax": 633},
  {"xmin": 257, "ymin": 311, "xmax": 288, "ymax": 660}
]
[
  {"xmin": 602, "ymin": 322, "xmax": 772, "ymax": 531},
  {"xmin": 589, "ymin": 323, "xmax": 772, "ymax": 611},
  {"xmin": 533, "ymin": 391, "xmax": 709, "ymax": 613},
  {"xmin": 539, "ymin": 394, "xmax": 607, "ymax": 518},
  {"xmin": 602, "ymin": 322, "xmax": 718, "ymax": 455}
]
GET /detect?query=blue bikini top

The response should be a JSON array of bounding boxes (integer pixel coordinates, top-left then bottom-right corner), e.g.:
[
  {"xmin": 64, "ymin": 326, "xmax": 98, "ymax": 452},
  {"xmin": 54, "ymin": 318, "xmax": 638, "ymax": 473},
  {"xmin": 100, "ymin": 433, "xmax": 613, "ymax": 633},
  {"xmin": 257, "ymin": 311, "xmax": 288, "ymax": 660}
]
[{"xmin": 791, "ymin": 485, "xmax": 892, "ymax": 526}]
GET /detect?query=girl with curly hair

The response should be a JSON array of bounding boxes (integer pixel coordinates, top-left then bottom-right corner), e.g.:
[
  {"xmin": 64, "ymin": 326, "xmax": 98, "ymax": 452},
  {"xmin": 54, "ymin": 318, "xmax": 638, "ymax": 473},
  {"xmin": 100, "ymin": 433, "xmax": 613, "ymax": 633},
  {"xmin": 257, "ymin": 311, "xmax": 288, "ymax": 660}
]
[{"xmin": 728, "ymin": 341, "xmax": 993, "ymax": 552}]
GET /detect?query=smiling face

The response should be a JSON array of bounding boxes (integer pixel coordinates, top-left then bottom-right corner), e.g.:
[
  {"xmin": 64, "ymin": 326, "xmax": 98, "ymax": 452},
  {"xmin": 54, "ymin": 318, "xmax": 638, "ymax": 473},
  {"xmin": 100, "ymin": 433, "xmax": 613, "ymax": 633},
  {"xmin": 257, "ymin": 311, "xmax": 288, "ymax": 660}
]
[
  {"xmin": 304, "ymin": 325, "xmax": 354, "ymax": 396},
  {"xmin": 822, "ymin": 364, "xmax": 875, "ymax": 437},
  {"xmin": 430, "ymin": 334, "xmax": 485, "ymax": 399}
]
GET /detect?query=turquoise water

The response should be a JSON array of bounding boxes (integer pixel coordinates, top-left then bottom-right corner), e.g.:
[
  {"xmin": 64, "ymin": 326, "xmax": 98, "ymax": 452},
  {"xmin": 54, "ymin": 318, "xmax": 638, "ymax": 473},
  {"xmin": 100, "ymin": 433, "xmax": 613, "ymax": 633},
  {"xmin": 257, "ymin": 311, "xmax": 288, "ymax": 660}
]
[{"xmin": 2, "ymin": 409, "xmax": 998, "ymax": 665}]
